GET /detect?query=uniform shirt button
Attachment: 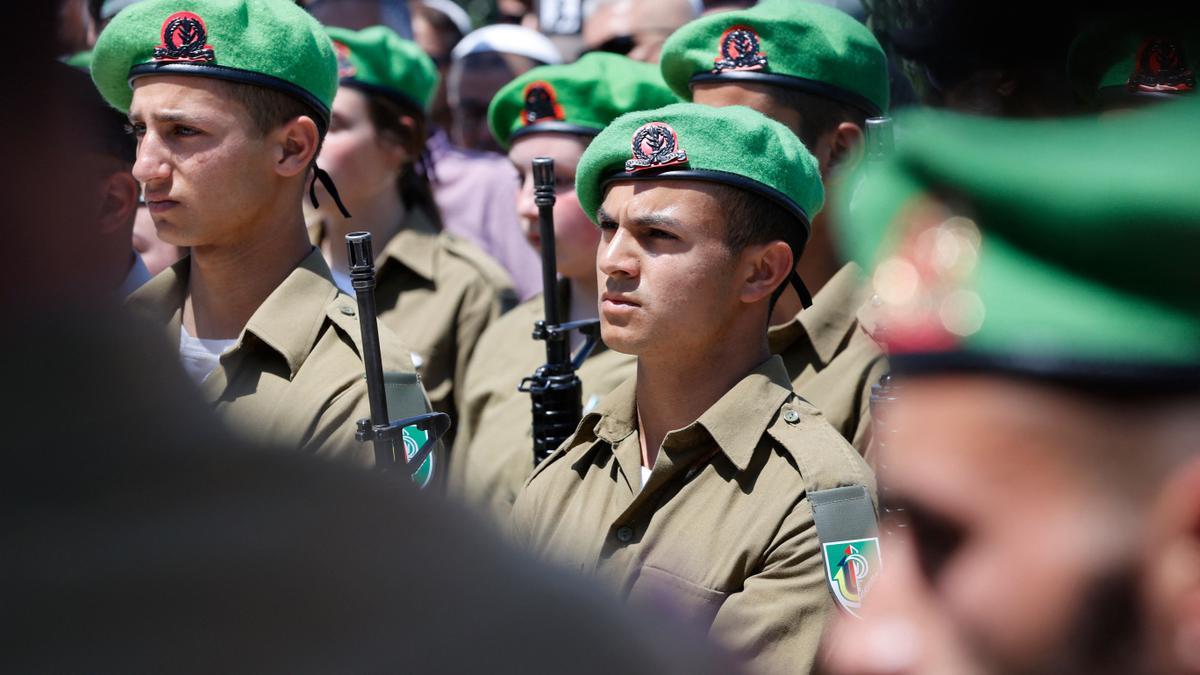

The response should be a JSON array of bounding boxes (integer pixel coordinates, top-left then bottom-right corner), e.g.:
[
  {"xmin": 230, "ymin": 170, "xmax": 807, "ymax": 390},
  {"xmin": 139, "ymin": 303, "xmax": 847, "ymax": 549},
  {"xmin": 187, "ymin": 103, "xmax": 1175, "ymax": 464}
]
[
  {"xmin": 615, "ymin": 526, "xmax": 634, "ymax": 543},
  {"xmin": 340, "ymin": 305, "xmax": 356, "ymax": 316},
  {"xmin": 783, "ymin": 409, "xmax": 801, "ymax": 424}
]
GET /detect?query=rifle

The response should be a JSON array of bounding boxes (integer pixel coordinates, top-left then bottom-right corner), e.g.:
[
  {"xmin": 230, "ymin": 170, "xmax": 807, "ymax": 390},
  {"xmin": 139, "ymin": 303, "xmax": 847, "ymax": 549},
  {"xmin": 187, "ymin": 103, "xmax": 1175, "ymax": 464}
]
[
  {"xmin": 345, "ymin": 232, "xmax": 450, "ymax": 477},
  {"xmin": 518, "ymin": 158, "xmax": 599, "ymax": 466}
]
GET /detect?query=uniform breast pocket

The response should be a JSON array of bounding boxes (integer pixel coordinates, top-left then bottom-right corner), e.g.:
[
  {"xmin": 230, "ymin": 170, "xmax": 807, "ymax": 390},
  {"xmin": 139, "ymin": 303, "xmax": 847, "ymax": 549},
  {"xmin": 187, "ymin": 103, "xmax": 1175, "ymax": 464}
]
[{"xmin": 627, "ymin": 564, "xmax": 729, "ymax": 629}]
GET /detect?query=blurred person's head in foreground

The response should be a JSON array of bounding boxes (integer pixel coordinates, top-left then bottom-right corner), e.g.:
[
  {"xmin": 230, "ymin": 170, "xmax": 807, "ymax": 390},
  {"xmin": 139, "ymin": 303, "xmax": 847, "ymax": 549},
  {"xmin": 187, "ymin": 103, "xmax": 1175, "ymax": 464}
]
[
  {"xmin": 448, "ymin": 24, "xmax": 561, "ymax": 152},
  {"xmin": 660, "ymin": 0, "xmax": 888, "ymax": 312},
  {"xmin": 487, "ymin": 52, "xmax": 678, "ymax": 300},
  {"xmin": 825, "ymin": 100, "xmax": 1200, "ymax": 675},
  {"xmin": 1068, "ymin": 13, "xmax": 1197, "ymax": 115},
  {"xmin": 56, "ymin": 61, "xmax": 144, "ymax": 295},
  {"xmin": 411, "ymin": 0, "xmax": 470, "ymax": 132}
]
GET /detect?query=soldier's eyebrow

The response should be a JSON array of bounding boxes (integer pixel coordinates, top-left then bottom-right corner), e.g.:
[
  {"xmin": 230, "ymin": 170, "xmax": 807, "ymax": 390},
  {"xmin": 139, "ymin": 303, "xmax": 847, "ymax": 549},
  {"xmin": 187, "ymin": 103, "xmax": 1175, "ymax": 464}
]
[
  {"xmin": 596, "ymin": 208, "xmax": 617, "ymax": 225},
  {"xmin": 629, "ymin": 213, "xmax": 682, "ymax": 230}
]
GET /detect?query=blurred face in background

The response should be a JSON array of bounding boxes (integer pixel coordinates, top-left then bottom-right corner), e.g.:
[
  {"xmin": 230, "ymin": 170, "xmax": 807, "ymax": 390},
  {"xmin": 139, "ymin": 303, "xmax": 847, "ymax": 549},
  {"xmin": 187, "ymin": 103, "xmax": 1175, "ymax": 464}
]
[
  {"xmin": 508, "ymin": 133, "xmax": 597, "ymax": 284},
  {"xmin": 448, "ymin": 51, "xmax": 539, "ymax": 152}
]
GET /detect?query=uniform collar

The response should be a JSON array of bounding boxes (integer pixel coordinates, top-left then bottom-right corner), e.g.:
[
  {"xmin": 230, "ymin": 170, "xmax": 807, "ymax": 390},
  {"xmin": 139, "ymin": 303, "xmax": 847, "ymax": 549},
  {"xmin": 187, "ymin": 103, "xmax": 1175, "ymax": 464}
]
[
  {"xmin": 241, "ymin": 248, "xmax": 341, "ymax": 379},
  {"xmin": 307, "ymin": 206, "xmax": 440, "ymax": 284},
  {"xmin": 126, "ymin": 249, "xmax": 339, "ymax": 379},
  {"xmin": 587, "ymin": 355, "xmax": 794, "ymax": 473},
  {"xmin": 769, "ymin": 262, "xmax": 867, "ymax": 365}
]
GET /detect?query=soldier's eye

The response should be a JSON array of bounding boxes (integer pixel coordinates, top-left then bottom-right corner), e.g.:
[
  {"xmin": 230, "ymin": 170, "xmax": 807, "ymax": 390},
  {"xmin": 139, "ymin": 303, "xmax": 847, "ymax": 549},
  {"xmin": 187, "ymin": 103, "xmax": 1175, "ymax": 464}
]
[
  {"xmin": 126, "ymin": 123, "xmax": 146, "ymax": 138},
  {"xmin": 173, "ymin": 125, "xmax": 201, "ymax": 137},
  {"xmin": 596, "ymin": 217, "xmax": 617, "ymax": 231},
  {"xmin": 647, "ymin": 228, "xmax": 677, "ymax": 240},
  {"xmin": 903, "ymin": 503, "xmax": 965, "ymax": 584}
]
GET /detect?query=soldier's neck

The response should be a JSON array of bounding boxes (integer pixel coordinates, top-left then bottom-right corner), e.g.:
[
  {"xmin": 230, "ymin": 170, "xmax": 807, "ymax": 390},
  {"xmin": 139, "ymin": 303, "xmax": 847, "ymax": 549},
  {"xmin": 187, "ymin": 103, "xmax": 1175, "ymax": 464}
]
[
  {"xmin": 183, "ymin": 214, "xmax": 312, "ymax": 340},
  {"xmin": 634, "ymin": 323, "xmax": 772, "ymax": 469},
  {"xmin": 566, "ymin": 275, "xmax": 599, "ymax": 353},
  {"xmin": 319, "ymin": 188, "xmax": 405, "ymax": 275}
]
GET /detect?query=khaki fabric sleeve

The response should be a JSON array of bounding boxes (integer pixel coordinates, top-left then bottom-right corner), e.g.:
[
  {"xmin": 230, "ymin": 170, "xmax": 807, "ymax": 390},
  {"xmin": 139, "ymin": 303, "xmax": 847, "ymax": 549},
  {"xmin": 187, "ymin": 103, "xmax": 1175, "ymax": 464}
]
[
  {"xmin": 707, "ymin": 499, "xmax": 831, "ymax": 675},
  {"xmin": 851, "ymin": 354, "xmax": 889, "ymax": 456},
  {"xmin": 451, "ymin": 276, "xmax": 511, "ymax": 421}
]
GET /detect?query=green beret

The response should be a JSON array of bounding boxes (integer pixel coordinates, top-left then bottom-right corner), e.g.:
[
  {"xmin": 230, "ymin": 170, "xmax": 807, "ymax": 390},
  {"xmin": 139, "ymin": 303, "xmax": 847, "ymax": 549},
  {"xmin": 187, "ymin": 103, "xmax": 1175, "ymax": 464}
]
[
  {"xmin": 91, "ymin": 0, "xmax": 337, "ymax": 127},
  {"xmin": 1068, "ymin": 15, "xmax": 1197, "ymax": 106},
  {"xmin": 841, "ymin": 100, "xmax": 1200, "ymax": 382},
  {"xmin": 488, "ymin": 52, "xmax": 680, "ymax": 150},
  {"xmin": 64, "ymin": 50, "xmax": 94, "ymax": 71},
  {"xmin": 326, "ymin": 26, "xmax": 439, "ymax": 113},
  {"xmin": 575, "ymin": 102, "xmax": 823, "ymax": 236},
  {"xmin": 660, "ymin": 0, "xmax": 888, "ymax": 117}
]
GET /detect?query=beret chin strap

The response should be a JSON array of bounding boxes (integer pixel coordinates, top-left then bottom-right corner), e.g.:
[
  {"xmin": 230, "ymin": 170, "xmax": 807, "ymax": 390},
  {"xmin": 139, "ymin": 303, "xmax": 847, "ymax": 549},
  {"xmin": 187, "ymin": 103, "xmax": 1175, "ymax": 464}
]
[
  {"xmin": 790, "ymin": 270, "xmax": 813, "ymax": 308},
  {"xmin": 310, "ymin": 165, "xmax": 352, "ymax": 219}
]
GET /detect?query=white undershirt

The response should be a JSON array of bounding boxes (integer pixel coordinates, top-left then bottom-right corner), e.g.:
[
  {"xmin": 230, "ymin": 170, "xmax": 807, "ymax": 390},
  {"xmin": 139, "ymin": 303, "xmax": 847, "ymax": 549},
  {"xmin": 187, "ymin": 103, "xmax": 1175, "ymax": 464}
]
[
  {"xmin": 641, "ymin": 464, "xmax": 652, "ymax": 489},
  {"xmin": 179, "ymin": 325, "xmax": 236, "ymax": 385}
]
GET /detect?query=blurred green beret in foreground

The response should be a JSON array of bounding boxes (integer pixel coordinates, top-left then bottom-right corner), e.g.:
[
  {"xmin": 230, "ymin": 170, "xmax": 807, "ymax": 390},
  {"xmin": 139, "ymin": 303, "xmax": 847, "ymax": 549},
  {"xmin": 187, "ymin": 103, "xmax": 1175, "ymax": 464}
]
[
  {"xmin": 326, "ymin": 25, "xmax": 439, "ymax": 112},
  {"xmin": 488, "ymin": 52, "xmax": 680, "ymax": 150},
  {"xmin": 842, "ymin": 99, "xmax": 1200, "ymax": 383},
  {"xmin": 91, "ymin": 0, "xmax": 337, "ymax": 126},
  {"xmin": 659, "ymin": 0, "xmax": 888, "ymax": 116},
  {"xmin": 1068, "ymin": 14, "xmax": 1198, "ymax": 107},
  {"xmin": 575, "ymin": 102, "xmax": 823, "ymax": 235}
]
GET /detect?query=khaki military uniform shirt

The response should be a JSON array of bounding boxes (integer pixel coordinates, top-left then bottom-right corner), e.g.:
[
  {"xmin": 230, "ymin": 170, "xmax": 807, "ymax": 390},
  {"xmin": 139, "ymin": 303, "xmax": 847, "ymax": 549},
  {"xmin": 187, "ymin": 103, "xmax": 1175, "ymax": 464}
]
[
  {"xmin": 127, "ymin": 249, "xmax": 431, "ymax": 466},
  {"xmin": 449, "ymin": 286, "xmax": 636, "ymax": 520},
  {"xmin": 312, "ymin": 209, "xmax": 516, "ymax": 449},
  {"xmin": 770, "ymin": 263, "xmax": 887, "ymax": 454},
  {"xmin": 511, "ymin": 356, "xmax": 875, "ymax": 675}
]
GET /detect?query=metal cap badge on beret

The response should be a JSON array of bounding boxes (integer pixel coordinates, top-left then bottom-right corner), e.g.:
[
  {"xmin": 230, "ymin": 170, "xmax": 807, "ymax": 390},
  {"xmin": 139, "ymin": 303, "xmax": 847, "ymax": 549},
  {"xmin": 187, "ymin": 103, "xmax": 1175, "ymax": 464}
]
[
  {"xmin": 842, "ymin": 100, "xmax": 1200, "ymax": 385},
  {"xmin": 660, "ymin": 0, "xmax": 889, "ymax": 117},
  {"xmin": 1068, "ymin": 14, "xmax": 1197, "ymax": 106},
  {"xmin": 488, "ymin": 52, "xmax": 680, "ymax": 149},
  {"xmin": 91, "ymin": 0, "xmax": 338, "ymax": 129},
  {"xmin": 326, "ymin": 25, "xmax": 439, "ymax": 113}
]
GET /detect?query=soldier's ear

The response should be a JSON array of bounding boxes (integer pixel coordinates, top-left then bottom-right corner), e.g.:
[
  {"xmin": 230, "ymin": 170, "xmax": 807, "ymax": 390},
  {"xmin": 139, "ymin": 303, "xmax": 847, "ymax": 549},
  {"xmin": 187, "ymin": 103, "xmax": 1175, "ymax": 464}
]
[
  {"xmin": 737, "ymin": 240, "xmax": 793, "ymax": 306},
  {"xmin": 827, "ymin": 121, "xmax": 865, "ymax": 177},
  {"xmin": 273, "ymin": 115, "xmax": 321, "ymax": 178},
  {"xmin": 98, "ymin": 168, "xmax": 140, "ymax": 236},
  {"xmin": 1144, "ymin": 456, "xmax": 1200, "ymax": 673}
]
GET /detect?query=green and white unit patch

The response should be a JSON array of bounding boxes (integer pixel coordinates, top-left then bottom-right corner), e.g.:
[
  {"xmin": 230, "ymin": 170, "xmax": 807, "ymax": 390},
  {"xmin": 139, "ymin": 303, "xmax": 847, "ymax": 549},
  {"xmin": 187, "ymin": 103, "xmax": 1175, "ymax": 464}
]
[
  {"xmin": 402, "ymin": 424, "xmax": 435, "ymax": 489},
  {"xmin": 822, "ymin": 537, "xmax": 881, "ymax": 616}
]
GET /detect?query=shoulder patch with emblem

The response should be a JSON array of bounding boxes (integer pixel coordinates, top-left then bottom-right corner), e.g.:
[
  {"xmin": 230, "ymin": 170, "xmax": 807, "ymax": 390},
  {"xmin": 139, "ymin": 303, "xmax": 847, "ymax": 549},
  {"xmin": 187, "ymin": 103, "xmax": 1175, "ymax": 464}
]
[
  {"xmin": 333, "ymin": 41, "xmax": 356, "ymax": 79},
  {"xmin": 823, "ymin": 537, "xmax": 882, "ymax": 617},
  {"xmin": 153, "ymin": 11, "xmax": 215, "ymax": 63}
]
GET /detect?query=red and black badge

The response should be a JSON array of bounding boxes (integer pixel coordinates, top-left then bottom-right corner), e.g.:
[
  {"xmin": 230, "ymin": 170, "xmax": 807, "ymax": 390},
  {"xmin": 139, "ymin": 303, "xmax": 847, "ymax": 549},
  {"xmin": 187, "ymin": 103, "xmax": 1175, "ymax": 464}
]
[
  {"xmin": 153, "ymin": 11, "xmax": 215, "ymax": 63},
  {"xmin": 333, "ymin": 41, "xmax": 357, "ymax": 79},
  {"xmin": 625, "ymin": 122, "xmax": 688, "ymax": 173},
  {"xmin": 1128, "ymin": 37, "xmax": 1196, "ymax": 93},
  {"xmin": 712, "ymin": 25, "xmax": 768, "ymax": 74},
  {"xmin": 521, "ymin": 81, "xmax": 566, "ymax": 126}
]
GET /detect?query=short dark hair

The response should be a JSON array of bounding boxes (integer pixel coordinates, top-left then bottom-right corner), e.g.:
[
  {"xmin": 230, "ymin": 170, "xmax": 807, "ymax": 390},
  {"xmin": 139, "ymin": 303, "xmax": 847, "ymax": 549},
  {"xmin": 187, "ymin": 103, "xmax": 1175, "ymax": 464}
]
[
  {"xmin": 214, "ymin": 80, "xmax": 326, "ymax": 165},
  {"xmin": 717, "ymin": 183, "xmax": 805, "ymax": 256},
  {"xmin": 715, "ymin": 182, "xmax": 807, "ymax": 306},
  {"xmin": 216, "ymin": 79, "xmax": 326, "ymax": 139},
  {"xmin": 766, "ymin": 87, "xmax": 868, "ymax": 148}
]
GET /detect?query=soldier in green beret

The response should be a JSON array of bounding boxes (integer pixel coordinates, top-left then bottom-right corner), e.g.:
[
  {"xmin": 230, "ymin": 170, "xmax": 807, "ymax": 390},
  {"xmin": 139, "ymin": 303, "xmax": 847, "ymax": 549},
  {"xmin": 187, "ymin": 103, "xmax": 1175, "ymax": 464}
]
[
  {"xmin": 308, "ymin": 26, "xmax": 515, "ymax": 454},
  {"xmin": 1068, "ymin": 13, "xmax": 1197, "ymax": 113},
  {"xmin": 511, "ymin": 102, "xmax": 877, "ymax": 675},
  {"xmin": 659, "ymin": 0, "xmax": 891, "ymax": 455},
  {"xmin": 91, "ymin": 0, "xmax": 433, "ymax": 469},
  {"xmin": 449, "ymin": 51, "xmax": 678, "ymax": 520},
  {"xmin": 823, "ymin": 101, "xmax": 1200, "ymax": 675}
]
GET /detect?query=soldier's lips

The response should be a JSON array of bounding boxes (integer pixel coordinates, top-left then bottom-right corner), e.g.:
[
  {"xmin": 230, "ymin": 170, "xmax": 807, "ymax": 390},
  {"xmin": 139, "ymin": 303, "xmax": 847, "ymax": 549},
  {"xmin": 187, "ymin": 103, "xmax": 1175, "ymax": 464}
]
[
  {"xmin": 146, "ymin": 199, "xmax": 179, "ymax": 213},
  {"xmin": 601, "ymin": 292, "xmax": 640, "ymax": 308}
]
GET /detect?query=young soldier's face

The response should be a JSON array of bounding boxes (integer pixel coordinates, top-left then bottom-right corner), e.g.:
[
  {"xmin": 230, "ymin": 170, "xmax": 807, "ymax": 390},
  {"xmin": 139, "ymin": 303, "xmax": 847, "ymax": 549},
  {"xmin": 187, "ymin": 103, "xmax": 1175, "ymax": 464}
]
[
  {"xmin": 595, "ymin": 180, "xmax": 742, "ymax": 357},
  {"xmin": 866, "ymin": 375, "xmax": 1154, "ymax": 675},
  {"xmin": 509, "ymin": 133, "xmax": 599, "ymax": 283},
  {"xmin": 128, "ymin": 76, "xmax": 276, "ymax": 248}
]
